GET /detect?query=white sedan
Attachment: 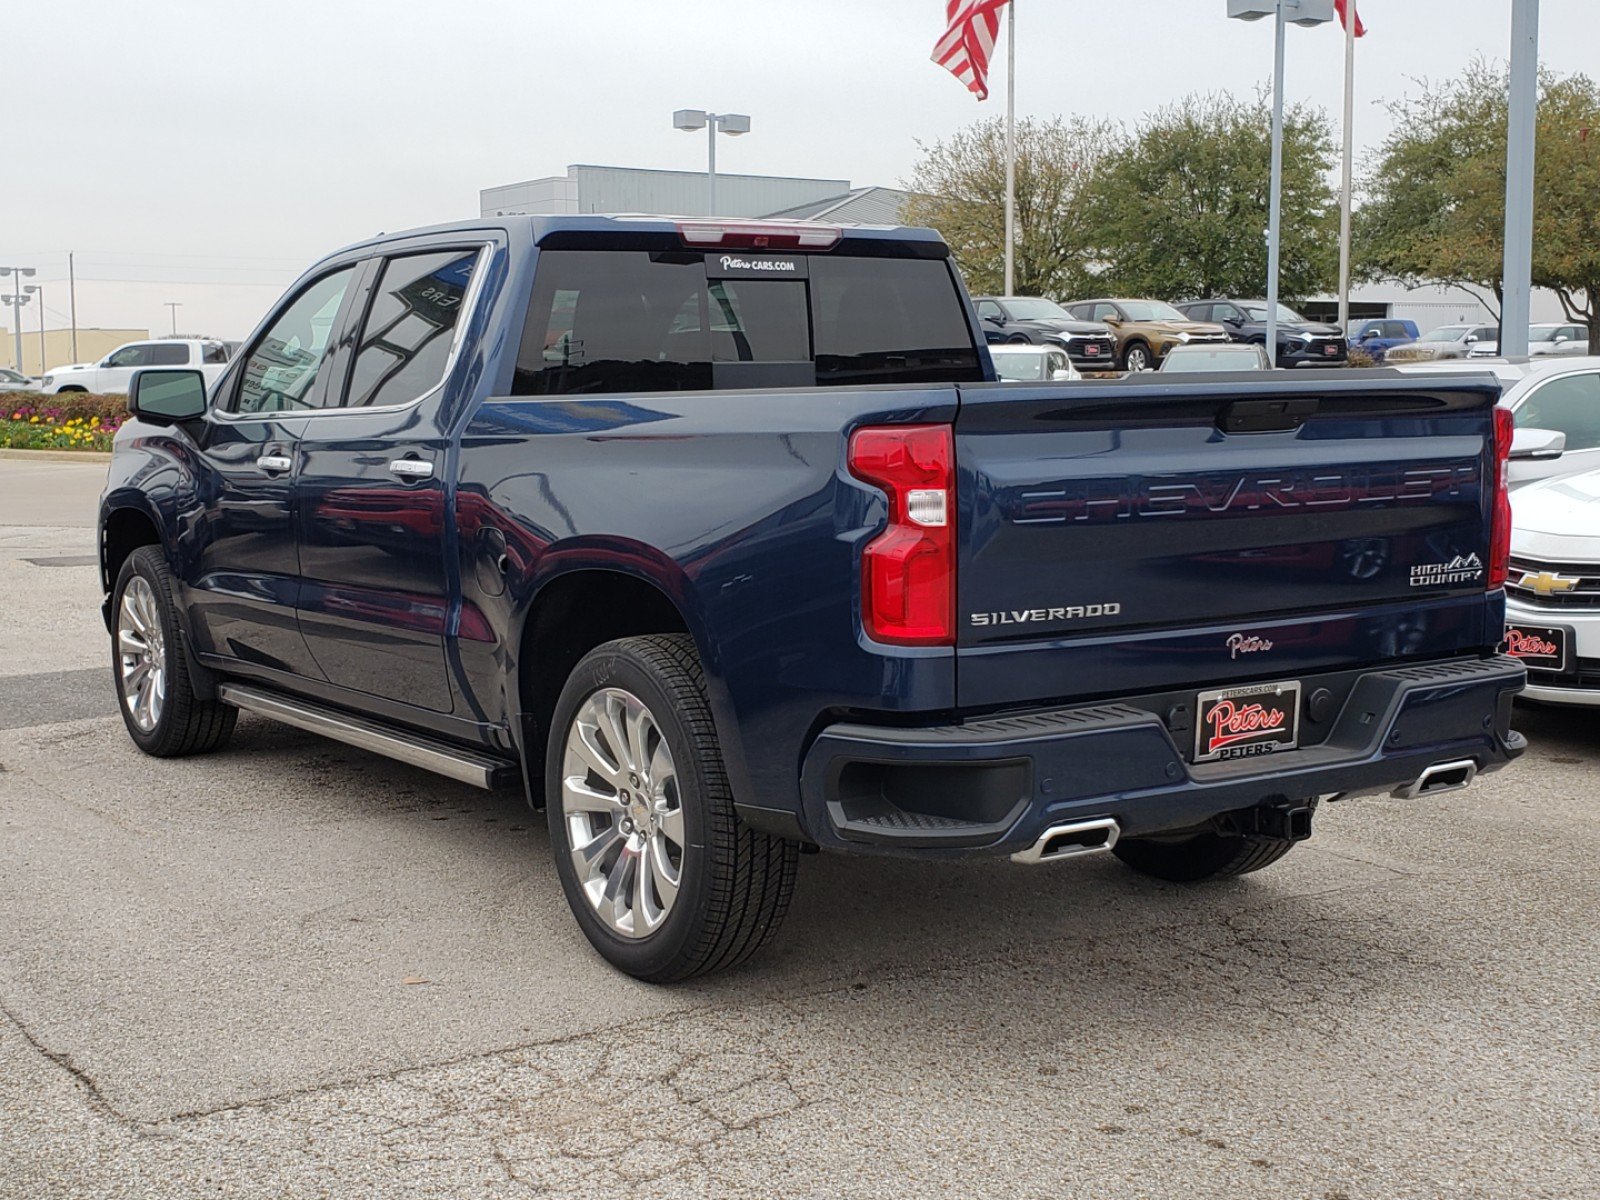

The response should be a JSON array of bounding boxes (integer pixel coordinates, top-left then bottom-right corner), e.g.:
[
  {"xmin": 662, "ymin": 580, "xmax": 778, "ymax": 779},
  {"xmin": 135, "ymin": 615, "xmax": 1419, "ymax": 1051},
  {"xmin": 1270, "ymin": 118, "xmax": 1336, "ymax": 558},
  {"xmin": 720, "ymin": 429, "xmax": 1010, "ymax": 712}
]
[
  {"xmin": 0, "ymin": 367, "xmax": 39, "ymax": 393},
  {"xmin": 1503, "ymin": 467, "xmax": 1600, "ymax": 707}
]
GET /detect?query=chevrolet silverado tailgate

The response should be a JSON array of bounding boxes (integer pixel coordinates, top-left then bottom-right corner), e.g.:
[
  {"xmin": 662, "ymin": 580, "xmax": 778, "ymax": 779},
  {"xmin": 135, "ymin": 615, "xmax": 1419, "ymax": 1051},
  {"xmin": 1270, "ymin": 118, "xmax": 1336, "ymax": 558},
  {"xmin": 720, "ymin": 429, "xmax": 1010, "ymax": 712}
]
[{"xmin": 953, "ymin": 374, "xmax": 1504, "ymax": 712}]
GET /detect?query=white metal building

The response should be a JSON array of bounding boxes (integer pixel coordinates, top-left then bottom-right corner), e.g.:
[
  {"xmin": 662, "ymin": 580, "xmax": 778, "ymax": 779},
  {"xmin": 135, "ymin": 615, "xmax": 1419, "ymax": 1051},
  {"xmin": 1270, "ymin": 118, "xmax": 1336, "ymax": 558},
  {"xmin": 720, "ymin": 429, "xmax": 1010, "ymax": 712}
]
[{"xmin": 480, "ymin": 165, "xmax": 910, "ymax": 224}]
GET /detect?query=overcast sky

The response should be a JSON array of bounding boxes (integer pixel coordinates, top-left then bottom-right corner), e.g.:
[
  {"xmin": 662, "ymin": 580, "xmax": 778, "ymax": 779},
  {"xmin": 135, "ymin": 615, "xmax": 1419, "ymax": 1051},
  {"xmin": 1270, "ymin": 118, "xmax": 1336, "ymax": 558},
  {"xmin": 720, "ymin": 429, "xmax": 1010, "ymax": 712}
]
[{"xmin": 4, "ymin": 0, "xmax": 1594, "ymax": 349}]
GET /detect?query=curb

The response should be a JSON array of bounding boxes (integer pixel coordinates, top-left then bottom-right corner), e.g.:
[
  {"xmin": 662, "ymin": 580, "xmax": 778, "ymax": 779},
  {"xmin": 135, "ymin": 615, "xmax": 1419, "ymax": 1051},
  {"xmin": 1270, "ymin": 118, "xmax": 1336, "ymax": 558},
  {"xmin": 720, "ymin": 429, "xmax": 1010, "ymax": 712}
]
[{"xmin": 0, "ymin": 448, "xmax": 113, "ymax": 464}]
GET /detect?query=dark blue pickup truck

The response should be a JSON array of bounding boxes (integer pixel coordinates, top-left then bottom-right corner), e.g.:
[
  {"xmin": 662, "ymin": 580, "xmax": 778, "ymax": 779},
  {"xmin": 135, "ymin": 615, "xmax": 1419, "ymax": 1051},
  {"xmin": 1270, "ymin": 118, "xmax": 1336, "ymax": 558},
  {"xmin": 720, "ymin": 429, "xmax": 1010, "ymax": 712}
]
[{"xmin": 99, "ymin": 215, "xmax": 1525, "ymax": 980}]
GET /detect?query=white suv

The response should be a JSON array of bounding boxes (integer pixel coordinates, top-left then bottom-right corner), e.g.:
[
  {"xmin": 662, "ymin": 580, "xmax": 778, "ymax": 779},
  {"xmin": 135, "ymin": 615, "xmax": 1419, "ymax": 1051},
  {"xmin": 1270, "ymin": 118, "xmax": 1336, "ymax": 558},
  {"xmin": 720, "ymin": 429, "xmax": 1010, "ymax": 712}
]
[{"xmin": 41, "ymin": 338, "xmax": 233, "ymax": 394}]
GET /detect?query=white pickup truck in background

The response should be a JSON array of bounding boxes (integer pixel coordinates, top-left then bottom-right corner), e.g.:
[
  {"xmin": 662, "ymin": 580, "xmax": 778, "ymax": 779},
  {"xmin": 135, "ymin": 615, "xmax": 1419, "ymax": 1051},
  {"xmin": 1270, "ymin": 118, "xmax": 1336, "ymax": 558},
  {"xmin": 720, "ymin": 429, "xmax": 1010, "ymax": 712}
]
[{"xmin": 41, "ymin": 338, "xmax": 235, "ymax": 394}]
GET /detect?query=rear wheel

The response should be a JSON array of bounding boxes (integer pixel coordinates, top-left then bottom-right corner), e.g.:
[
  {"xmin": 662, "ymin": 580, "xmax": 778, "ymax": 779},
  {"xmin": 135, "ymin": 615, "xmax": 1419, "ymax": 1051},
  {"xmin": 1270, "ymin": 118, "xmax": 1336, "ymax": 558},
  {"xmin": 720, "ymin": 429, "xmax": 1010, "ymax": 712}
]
[
  {"xmin": 112, "ymin": 547, "xmax": 236, "ymax": 757},
  {"xmin": 1112, "ymin": 827, "xmax": 1296, "ymax": 882},
  {"xmin": 546, "ymin": 634, "xmax": 799, "ymax": 982},
  {"xmin": 1122, "ymin": 342, "xmax": 1152, "ymax": 372}
]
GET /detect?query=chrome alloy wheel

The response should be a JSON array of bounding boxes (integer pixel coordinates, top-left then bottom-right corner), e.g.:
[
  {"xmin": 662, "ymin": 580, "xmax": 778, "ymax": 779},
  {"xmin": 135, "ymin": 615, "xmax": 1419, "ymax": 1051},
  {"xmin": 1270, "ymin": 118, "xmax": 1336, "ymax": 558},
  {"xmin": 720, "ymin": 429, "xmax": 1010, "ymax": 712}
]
[
  {"xmin": 117, "ymin": 576, "xmax": 167, "ymax": 733},
  {"xmin": 560, "ymin": 687, "xmax": 685, "ymax": 939}
]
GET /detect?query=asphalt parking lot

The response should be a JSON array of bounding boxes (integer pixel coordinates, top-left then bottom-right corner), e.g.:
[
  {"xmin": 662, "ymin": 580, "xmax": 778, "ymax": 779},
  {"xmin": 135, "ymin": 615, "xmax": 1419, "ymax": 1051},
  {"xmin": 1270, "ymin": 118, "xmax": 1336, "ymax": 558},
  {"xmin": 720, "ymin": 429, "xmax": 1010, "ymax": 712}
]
[{"xmin": 1, "ymin": 454, "xmax": 1596, "ymax": 1199}]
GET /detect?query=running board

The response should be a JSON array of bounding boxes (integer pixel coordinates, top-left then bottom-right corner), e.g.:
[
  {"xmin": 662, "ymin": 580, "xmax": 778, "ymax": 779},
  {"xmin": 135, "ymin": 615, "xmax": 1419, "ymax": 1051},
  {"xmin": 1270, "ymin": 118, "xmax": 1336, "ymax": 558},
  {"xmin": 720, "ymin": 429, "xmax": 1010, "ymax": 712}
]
[{"xmin": 217, "ymin": 684, "xmax": 517, "ymax": 790}]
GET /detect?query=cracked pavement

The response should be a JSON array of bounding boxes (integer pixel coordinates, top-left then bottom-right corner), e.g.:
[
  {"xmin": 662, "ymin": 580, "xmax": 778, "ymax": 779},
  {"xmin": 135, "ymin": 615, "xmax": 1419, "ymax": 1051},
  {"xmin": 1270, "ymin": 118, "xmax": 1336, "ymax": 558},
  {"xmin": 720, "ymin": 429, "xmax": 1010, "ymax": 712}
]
[{"xmin": 2, "ymin": 458, "xmax": 1597, "ymax": 1199}]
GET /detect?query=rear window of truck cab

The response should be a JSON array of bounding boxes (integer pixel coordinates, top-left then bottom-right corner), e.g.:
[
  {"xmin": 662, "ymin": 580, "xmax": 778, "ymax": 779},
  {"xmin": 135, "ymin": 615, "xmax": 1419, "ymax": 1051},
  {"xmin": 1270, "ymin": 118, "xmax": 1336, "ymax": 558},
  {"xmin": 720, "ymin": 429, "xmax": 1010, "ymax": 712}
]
[{"xmin": 512, "ymin": 248, "xmax": 982, "ymax": 394}]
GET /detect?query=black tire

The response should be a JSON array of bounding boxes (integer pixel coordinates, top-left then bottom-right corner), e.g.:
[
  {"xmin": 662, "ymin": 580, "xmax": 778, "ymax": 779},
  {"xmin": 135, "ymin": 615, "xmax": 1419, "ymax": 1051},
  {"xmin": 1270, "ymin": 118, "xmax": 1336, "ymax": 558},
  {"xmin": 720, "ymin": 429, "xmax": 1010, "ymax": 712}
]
[
  {"xmin": 1112, "ymin": 828, "xmax": 1296, "ymax": 882},
  {"xmin": 111, "ymin": 546, "xmax": 236, "ymax": 757},
  {"xmin": 545, "ymin": 634, "xmax": 799, "ymax": 983},
  {"xmin": 1122, "ymin": 342, "xmax": 1153, "ymax": 372}
]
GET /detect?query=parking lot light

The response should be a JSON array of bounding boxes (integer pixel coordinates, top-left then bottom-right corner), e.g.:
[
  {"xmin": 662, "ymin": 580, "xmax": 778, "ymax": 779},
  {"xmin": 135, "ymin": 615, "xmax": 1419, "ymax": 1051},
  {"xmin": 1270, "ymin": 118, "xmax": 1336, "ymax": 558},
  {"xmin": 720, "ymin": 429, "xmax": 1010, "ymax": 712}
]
[
  {"xmin": 1227, "ymin": 1, "xmax": 1333, "ymax": 363},
  {"xmin": 674, "ymin": 108, "xmax": 751, "ymax": 217},
  {"xmin": 0, "ymin": 265, "xmax": 37, "ymax": 373}
]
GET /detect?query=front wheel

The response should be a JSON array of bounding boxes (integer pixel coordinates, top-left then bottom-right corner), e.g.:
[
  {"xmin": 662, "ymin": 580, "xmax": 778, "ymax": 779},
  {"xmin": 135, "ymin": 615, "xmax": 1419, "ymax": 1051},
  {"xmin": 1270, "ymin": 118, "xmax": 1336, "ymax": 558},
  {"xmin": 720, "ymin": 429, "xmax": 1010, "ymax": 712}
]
[
  {"xmin": 546, "ymin": 634, "xmax": 799, "ymax": 982},
  {"xmin": 1112, "ymin": 827, "xmax": 1296, "ymax": 882},
  {"xmin": 112, "ymin": 547, "xmax": 236, "ymax": 756},
  {"xmin": 1122, "ymin": 343, "xmax": 1152, "ymax": 372}
]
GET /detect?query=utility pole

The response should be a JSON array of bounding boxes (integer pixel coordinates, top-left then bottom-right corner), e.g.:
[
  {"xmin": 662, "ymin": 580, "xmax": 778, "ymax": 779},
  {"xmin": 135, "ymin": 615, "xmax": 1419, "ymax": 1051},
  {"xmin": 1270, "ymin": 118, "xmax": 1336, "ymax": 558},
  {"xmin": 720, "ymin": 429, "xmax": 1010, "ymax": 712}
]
[
  {"xmin": 1336, "ymin": 4, "xmax": 1357, "ymax": 331},
  {"xmin": 1265, "ymin": 2, "xmax": 1287, "ymax": 365},
  {"xmin": 0, "ymin": 265, "xmax": 36, "ymax": 372},
  {"xmin": 165, "ymin": 301, "xmax": 181, "ymax": 336},
  {"xmin": 1500, "ymin": 0, "xmax": 1539, "ymax": 358},
  {"xmin": 1003, "ymin": 0, "xmax": 1016, "ymax": 296},
  {"xmin": 68, "ymin": 252, "xmax": 79, "ymax": 361}
]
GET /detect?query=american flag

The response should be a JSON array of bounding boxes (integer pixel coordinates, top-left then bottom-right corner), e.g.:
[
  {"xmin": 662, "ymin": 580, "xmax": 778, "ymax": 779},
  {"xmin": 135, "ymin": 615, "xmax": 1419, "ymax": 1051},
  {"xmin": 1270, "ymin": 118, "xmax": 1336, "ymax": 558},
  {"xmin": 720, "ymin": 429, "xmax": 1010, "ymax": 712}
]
[
  {"xmin": 931, "ymin": 0, "xmax": 1011, "ymax": 100},
  {"xmin": 1334, "ymin": 0, "xmax": 1366, "ymax": 37}
]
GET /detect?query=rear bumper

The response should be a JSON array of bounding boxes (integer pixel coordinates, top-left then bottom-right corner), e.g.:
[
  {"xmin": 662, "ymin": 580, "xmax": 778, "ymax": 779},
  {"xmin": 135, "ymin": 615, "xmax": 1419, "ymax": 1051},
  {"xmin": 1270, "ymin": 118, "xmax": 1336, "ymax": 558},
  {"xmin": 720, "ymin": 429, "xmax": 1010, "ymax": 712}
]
[{"xmin": 798, "ymin": 655, "xmax": 1525, "ymax": 857}]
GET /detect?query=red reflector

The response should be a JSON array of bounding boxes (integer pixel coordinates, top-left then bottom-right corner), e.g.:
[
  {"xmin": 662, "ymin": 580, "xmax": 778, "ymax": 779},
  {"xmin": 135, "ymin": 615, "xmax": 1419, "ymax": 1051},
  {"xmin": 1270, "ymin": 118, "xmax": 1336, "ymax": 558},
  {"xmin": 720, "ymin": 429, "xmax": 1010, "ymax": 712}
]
[
  {"xmin": 848, "ymin": 425, "xmax": 955, "ymax": 646},
  {"xmin": 676, "ymin": 220, "xmax": 842, "ymax": 250},
  {"xmin": 1489, "ymin": 405, "xmax": 1513, "ymax": 591}
]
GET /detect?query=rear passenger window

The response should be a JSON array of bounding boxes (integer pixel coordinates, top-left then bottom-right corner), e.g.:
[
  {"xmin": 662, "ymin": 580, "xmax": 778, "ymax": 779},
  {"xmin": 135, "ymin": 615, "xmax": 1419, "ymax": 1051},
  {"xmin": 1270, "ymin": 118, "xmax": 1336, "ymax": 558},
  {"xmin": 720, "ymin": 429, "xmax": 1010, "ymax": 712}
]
[
  {"xmin": 342, "ymin": 249, "xmax": 480, "ymax": 409},
  {"xmin": 513, "ymin": 249, "xmax": 980, "ymax": 395},
  {"xmin": 148, "ymin": 343, "xmax": 190, "ymax": 366}
]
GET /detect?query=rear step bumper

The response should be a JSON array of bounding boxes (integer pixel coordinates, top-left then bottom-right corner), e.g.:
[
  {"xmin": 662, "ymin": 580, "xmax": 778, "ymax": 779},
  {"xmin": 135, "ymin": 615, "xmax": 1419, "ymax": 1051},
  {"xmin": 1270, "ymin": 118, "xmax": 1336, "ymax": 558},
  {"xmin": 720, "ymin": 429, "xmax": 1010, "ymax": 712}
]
[{"xmin": 798, "ymin": 655, "xmax": 1525, "ymax": 857}]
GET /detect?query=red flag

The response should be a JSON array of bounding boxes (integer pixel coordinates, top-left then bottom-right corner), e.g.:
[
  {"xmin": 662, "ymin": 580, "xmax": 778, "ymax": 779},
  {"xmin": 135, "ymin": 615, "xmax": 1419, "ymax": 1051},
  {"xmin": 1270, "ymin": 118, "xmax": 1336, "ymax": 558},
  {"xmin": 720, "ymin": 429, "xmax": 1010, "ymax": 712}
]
[
  {"xmin": 932, "ymin": 0, "xmax": 1011, "ymax": 100},
  {"xmin": 1334, "ymin": 0, "xmax": 1366, "ymax": 37}
]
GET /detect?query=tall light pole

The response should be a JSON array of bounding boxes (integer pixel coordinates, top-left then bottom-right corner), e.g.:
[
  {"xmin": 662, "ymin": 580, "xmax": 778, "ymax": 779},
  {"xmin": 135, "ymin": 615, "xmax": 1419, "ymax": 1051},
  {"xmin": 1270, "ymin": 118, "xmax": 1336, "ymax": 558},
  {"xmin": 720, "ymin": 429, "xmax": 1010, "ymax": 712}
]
[
  {"xmin": 24, "ymin": 284, "xmax": 44, "ymax": 374},
  {"xmin": 673, "ymin": 109, "xmax": 751, "ymax": 217},
  {"xmin": 1500, "ymin": 0, "xmax": 1540, "ymax": 358},
  {"xmin": 0, "ymin": 265, "xmax": 36, "ymax": 372},
  {"xmin": 1227, "ymin": 1, "xmax": 1334, "ymax": 364},
  {"xmin": 165, "ymin": 301, "xmax": 182, "ymax": 336}
]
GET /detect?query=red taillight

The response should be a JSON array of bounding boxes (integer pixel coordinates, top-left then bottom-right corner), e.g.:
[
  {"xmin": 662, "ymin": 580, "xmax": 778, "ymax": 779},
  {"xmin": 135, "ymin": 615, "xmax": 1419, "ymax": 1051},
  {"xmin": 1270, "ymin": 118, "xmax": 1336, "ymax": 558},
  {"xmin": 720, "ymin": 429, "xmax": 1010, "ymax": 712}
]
[
  {"xmin": 1489, "ymin": 405, "xmax": 1513, "ymax": 590},
  {"xmin": 676, "ymin": 220, "xmax": 842, "ymax": 250},
  {"xmin": 848, "ymin": 425, "xmax": 955, "ymax": 646}
]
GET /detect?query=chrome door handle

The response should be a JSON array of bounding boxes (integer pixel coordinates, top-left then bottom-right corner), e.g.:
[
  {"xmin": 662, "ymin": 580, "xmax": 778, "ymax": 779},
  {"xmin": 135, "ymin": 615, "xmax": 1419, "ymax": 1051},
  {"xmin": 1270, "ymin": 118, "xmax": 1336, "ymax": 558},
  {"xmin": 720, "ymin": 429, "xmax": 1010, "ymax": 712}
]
[
  {"xmin": 256, "ymin": 454, "xmax": 292, "ymax": 473},
  {"xmin": 387, "ymin": 459, "xmax": 434, "ymax": 480}
]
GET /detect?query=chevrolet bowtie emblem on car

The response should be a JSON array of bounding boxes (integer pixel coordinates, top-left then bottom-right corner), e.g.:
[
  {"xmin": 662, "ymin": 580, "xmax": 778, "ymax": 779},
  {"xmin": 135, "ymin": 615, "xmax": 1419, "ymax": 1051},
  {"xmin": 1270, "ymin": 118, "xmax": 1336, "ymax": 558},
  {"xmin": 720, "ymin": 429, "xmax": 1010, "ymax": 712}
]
[{"xmin": 1519, "ymin": 570, "xmax": 1581, "ymax": 597}]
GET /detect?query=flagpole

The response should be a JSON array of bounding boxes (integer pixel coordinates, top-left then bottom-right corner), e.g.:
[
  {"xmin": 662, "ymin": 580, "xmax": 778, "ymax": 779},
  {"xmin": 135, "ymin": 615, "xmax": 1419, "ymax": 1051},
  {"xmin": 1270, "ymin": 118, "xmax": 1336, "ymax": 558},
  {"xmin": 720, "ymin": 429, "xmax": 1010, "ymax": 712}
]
[
  {"xmin": 1336, "ymin": 3, "xmax": 1356, "ymax": 332},
  {"xmin": 1003, "ymin": 0, "xmax": 1015, "ymax": 295}
]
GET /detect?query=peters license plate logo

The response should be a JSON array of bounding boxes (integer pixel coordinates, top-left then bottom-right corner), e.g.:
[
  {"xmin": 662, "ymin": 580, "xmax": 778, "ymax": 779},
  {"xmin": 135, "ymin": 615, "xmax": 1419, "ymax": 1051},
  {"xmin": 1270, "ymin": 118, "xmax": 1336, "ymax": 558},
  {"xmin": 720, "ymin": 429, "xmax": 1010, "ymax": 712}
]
[
  {"xmin": 1195, "ymin": 681, "xmax": 1301, "ymax": 762},
  {"xmin": 1504, "ymin": 623, "xmax": 1568, "ymax": 671}
]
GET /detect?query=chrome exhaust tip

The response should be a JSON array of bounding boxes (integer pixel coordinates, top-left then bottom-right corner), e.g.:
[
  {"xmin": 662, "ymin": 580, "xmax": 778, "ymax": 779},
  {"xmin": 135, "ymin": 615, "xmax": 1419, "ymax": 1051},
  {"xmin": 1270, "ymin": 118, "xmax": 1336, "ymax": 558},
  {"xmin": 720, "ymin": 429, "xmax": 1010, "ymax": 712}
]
[
  {"xmin": 1391, "ymin": 758, "xmax": 1478, "ymax": 800},
  {"xmin": 1011, "ymin": 817, "xmax": 1120, "ymax": 865}
]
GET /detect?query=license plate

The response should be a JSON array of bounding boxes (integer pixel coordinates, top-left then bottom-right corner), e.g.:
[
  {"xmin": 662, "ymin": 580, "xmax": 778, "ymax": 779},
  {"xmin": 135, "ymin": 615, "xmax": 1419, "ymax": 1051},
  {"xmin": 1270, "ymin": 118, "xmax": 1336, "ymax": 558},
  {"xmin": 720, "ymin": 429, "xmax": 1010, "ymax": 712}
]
[
  {"xmin": 1194, "ymin": 680, "xmax": 1301, "ymax": 762},
  {"xmin": 1086, "ymin": 344, "xmax": 1101, "ymax": 356},
  {"xmin": 1324, "ymin": 343, "xmax": 1338, "ymax": 355},
  {"xmin": 1504, "ymin": 623, "xmax": 1570, "ymax": 672}
]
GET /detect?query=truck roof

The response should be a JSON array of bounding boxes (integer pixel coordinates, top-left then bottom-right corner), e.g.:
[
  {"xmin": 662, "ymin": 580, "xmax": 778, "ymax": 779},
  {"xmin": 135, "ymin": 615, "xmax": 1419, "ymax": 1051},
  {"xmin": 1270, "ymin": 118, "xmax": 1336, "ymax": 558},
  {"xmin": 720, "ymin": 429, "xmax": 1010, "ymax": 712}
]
[{"xmin": 328, "ymin": 213, "xmax": 944, "ymax": 261}]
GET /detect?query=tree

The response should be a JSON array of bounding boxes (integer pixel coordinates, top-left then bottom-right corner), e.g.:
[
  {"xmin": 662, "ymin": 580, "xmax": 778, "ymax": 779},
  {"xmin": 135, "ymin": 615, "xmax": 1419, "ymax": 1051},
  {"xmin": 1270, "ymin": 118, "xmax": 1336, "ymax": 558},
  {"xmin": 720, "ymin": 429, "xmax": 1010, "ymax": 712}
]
[
  {"xmin": 1359, "ymin": 62, "xmax": 1600, "ymax": 343},
  {"xmin": 1085, "ymin": 92, "xmax": 1338, "ymax": 302},
  {"xmin": 1358, "ymin": 61, "xmax": 1515, "ymax": 316},
  {"xmin": 902, "ymin": 115, "xmax": 1122, "ymax": 299}
]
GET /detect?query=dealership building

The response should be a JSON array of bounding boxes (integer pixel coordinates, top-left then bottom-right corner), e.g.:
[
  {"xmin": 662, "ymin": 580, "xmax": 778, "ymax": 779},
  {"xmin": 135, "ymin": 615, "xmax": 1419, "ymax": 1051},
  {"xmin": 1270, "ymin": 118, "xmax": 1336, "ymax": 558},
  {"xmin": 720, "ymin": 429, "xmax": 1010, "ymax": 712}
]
[{"xmin": 480, "ymin": 164, "xmax": 910, "ymax": 225}]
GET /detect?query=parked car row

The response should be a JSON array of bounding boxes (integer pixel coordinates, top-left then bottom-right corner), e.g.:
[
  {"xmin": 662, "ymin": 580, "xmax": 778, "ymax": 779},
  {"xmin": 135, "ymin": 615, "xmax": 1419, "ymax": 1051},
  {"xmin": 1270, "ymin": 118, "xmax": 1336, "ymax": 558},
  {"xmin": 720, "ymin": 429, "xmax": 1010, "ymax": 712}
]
[
  {"xmin": 976, "ymin": 293, "xmax": 1351, "ymax": 373},
  {"xmin": 1468, "ymin": 323, "xmax": 1591, "ymax": 360}
]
